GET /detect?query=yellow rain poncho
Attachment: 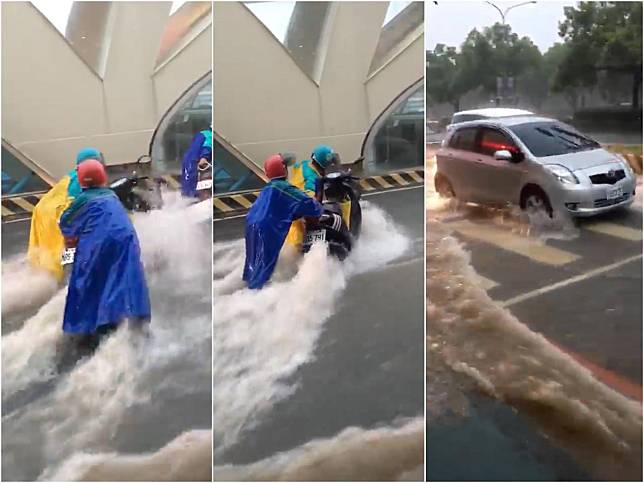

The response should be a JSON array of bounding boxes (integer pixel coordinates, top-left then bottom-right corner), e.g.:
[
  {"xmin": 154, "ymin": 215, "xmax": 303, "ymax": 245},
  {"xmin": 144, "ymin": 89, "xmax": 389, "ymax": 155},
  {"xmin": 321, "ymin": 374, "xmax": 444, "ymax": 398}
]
[{"xmin": 27, "ymin": 175, "xmax": 76, "ymax": 281}]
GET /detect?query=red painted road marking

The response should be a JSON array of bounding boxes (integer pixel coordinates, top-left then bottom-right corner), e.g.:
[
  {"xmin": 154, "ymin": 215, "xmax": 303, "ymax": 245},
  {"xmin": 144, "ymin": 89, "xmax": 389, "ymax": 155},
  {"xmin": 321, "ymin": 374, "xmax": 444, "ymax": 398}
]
[{"xmin": 549, "ymin": 339, "xmax": 643, "ymax": 402}]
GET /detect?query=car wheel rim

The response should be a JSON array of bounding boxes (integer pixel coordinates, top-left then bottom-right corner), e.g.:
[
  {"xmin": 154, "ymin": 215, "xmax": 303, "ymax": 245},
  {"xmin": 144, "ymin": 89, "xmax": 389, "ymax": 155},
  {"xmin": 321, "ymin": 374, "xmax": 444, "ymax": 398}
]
[{"xmin": 526, "ymin": 195, "xmax": 545, "ymax": 211}]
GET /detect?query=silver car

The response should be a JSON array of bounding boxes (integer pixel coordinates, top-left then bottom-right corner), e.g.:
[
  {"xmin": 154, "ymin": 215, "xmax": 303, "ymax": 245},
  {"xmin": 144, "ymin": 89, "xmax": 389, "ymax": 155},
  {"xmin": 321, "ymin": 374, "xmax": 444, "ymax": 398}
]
[{"xmin": 435, "ymin": 116, "xmax": 637, "ymax": 217}]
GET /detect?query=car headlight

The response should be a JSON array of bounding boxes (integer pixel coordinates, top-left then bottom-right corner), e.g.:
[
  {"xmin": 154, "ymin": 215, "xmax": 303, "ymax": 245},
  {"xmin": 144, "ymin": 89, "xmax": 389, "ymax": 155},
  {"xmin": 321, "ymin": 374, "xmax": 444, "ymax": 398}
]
[
  {"xmin": 617, "ymin": 155, "xmax": 635, "ymax": 176},
  {"xmin": 544, "ymin": 164, "xmax": 579, "ymax": 185}
]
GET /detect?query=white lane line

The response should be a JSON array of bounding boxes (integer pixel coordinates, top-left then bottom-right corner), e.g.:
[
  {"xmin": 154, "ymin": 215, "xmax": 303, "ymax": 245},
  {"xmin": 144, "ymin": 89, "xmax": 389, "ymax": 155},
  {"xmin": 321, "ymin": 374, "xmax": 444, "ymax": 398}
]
[
  {"xmin": 583, "ymin": 221, "xmax": 642, "ymax": 241},
  {"xmin": 477, "ymin": 274, "xmax": 498, "ymax": 291},
  {"xmin": 501, "ymin": 254, "xmax": 643, "ymax": 308},
  {"xmin": 450, "ymin": 220, "xmax": 580, "ymax": 266}
]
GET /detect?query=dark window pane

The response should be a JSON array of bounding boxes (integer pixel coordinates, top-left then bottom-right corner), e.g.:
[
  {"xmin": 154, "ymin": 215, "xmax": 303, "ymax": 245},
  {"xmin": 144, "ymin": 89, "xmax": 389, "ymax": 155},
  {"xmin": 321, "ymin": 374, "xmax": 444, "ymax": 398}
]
[
  {"xmin": 1, "ymin": 146, "xmax": 50, "ymax": 195},
  {"xmin": 151, "ymin": 74, "xmax": 212, "ymax": 174},
  {"xmin": 214, "ymin": 140, "xmax": 265, "ymax": 194},
  {"xmin": 478, "ymin": 128, "xmax": 517, "ymax": 156},
  {"xmin": 449, "ymin": 127, "xmax": 477, "ymax": 152},
  {"xmin": 367, "ymin": 84, "xmax": 424, "ymax": 172}
]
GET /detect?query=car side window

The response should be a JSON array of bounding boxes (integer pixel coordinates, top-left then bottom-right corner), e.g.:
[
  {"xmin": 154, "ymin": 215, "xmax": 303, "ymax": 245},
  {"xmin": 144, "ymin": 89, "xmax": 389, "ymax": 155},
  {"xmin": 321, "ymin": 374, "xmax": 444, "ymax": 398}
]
[
  {"xmin": 448, "ymin": 127, "xmax": 477, "ymax": 152},
  {"xmin": 478, "ymin": 128, "xmax": 518, "ymax": 157}
]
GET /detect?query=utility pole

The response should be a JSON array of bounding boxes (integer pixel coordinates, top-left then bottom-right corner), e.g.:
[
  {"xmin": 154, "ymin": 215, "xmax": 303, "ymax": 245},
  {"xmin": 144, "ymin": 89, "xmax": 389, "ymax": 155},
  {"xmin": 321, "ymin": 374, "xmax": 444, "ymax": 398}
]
[{"xmin": 484, "ymin": 1, "xmax": 536, "ymax": 105}]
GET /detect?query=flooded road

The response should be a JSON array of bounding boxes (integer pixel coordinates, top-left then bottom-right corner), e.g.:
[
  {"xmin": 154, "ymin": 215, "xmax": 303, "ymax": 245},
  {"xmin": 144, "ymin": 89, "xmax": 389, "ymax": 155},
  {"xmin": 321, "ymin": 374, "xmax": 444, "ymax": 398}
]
[
  {"xmin": 213, "ymin": 187, "xmax": 425, "ymax": 480},
  {"xmin": 1, "ymin": 193, "xmax": 212, "ymax": 481},
  {"xmin": 426, "ymin": 153, "xmax": 643, "ymax": 481}
]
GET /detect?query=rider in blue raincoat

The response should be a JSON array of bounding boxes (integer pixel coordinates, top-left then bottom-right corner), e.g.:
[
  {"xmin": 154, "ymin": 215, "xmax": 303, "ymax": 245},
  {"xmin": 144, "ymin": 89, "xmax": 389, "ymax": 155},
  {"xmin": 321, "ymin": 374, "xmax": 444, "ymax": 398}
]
[
  {"xmin": 243, "ymin": 154, "xmax": 323, "ymax": 289},
  {"xmin": 181, "ymin": 127, "xmax": 213, "ymax": 197},
  {"xmin": 60, "ymin": 159, "xmax": 151, "ymax": 336}
]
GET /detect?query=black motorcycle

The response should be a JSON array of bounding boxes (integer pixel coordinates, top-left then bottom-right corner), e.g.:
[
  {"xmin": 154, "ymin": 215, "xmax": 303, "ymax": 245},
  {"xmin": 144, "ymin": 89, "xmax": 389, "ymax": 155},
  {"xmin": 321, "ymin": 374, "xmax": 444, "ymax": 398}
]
[
  {"xmin": 302, "ymin": 171, "xmax": 362, "ymax": 261},
  {"xmin": 110, "ymin": 156, "xmax": 164, "ymax": 212}
]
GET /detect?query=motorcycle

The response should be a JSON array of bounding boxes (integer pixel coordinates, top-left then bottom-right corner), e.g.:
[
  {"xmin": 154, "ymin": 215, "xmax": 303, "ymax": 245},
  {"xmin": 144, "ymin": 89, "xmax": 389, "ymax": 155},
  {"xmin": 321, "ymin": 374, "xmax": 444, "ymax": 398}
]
[{"xmin": 301, "ymin": 171, "xmax": 362, "ymax": 261}]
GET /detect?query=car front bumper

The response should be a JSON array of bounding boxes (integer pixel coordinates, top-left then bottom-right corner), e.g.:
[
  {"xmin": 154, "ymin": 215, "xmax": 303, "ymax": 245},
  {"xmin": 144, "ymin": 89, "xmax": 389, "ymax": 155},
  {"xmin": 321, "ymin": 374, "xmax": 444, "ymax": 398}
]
[{"xmin": 552, "ymin": 176, "xmax": 637, "ymax": 217}]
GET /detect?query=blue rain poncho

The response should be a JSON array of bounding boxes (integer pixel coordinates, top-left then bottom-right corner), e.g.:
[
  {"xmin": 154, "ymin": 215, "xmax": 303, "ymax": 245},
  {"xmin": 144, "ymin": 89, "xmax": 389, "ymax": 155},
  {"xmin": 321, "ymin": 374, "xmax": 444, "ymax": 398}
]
[
  {"xmin": 59, "ymin": 188, "xmax": 151, "ymax": 334},
  {"xmin": 181, "ymin": 129, "xmax": 213, "ymax": 197},
  {"xmin": 243, "ymin": 179, "xmax": 323, "ymax": 289}
]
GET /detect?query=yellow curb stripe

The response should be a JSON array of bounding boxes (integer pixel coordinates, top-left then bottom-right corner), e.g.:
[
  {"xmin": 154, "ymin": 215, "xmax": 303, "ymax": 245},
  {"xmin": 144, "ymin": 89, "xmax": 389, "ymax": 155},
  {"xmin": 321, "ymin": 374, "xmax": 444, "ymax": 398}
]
[
  {"xmin": 371, "ymin": 176, "xmax": 393, "ymax": 189},
  {"xmin": 2, "ymin": 205, "xmax": 14, "ymax": 216},
  {"xmin": 11, "ymin": 197, "xmax": 36, "ymax": 213},
  {"xmin": 231, "ymin": 194, "xmax": 253, "ymax": 209},
  {"xmin": 360, "ymin": 179, "xmax": 376, "ymax": 191},
  {"xmin": 406, "ymin": 171, "xmax": 424, "ymax": 183},
  {"xmin": 390, "ymin": 173, "xmax": 410, "ymax": 186},
  {"xmin": 163, "ymin": 175, "xmax": 181, "ymax": 190},
  {"xmin": 213, "ymin": 198, "xmax": 234, "ymax": 212}
]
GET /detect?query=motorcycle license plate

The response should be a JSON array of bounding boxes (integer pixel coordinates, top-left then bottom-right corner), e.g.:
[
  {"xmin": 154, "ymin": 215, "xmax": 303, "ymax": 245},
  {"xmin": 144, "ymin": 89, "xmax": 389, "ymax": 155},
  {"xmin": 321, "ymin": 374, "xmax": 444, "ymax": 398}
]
[
  {"xmin": 196, "ymin": 179, "xmax": 212, "ymax": 191},
  {"xmin": 61, "ymin": 248, "xmax": 76, "ymax": 266},
  {"xmin": 607, "ymin": 186, "xmax": 623, "ymax": 200},
  {"xmin": 304, "ymin": 230, "xmax": 326, "ymax": 245}
]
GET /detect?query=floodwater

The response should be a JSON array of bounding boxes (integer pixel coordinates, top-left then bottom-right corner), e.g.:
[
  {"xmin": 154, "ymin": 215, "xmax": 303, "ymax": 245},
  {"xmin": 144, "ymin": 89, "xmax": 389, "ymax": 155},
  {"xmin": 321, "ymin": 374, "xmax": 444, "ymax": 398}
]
[
  {"xmin": 1, "ymin": 193, "xmax": 213, "ymax": 481},
  {"xmin": 213, "ymin": 202, "xmax": 424, "ymax": 480},
  {"xmin": 426, "ymin": 154, "xmax": 643, "ymax": 480}
]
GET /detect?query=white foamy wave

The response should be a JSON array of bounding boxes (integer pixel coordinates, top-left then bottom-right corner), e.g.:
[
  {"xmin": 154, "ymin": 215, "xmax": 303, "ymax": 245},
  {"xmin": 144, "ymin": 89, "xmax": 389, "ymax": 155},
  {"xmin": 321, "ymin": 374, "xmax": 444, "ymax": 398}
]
[
  {"xmin": 3, "ymin": 198, "xmax": 212, "ymax": 481},
  {"xmin": 44, "ymin": 430, "xmax": 212, "ymax": 481},
  {"xmin": 214, "ymin": 417, "xmax": 423, "ymax": 481},
  {"xmin": 1, "ymin": 256, "xmax": 59, "ymax": 319},
  {"xmin": 213, "ymin": 204, "xmax": 410, "ymax": 454},
  {"xmin": 1, "ymin": 290, "xmax": 67, "ymax": 397}
]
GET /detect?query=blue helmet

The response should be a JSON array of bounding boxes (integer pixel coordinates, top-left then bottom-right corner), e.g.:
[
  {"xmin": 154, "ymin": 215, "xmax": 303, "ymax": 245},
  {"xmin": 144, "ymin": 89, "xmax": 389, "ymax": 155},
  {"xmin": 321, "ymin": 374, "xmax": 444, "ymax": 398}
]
[
  {"xmin": 76, "ymin": 147, "xmax": 104, "ymax": 165},
  {"xmin": 311, "ymin": 144, "xmax": 338, "ymax": 168}
]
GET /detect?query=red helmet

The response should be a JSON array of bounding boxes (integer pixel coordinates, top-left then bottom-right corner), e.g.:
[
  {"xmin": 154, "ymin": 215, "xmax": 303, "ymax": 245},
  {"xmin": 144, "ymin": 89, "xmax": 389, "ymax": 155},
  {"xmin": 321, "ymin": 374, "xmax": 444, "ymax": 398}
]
[
  {"xmin": 264, "ymin": 154, "xmax": 287, "ymax": 180},
  {"xmin": 77, "ymin": 159, "xmax": 107, "ymax": 188}
]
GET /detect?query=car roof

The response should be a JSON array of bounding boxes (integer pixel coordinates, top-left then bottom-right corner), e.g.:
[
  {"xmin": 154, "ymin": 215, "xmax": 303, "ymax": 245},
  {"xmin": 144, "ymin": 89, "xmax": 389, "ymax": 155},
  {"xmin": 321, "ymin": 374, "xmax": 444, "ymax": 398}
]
[
  {"xmin": 453, "ymin": 108, "xmax": 534, "ymax": 117},
  {"xmin": 450, "ymin": 115, "xmax": 555, "ymax": 129}
]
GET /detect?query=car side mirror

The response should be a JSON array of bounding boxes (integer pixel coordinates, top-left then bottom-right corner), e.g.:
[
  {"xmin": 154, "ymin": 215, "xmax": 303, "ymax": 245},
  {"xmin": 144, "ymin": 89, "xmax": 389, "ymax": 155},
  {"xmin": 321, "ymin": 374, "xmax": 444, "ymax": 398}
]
[{"xmin": 494, "ymin": 150, "xmax": 513, "ymax": 161}]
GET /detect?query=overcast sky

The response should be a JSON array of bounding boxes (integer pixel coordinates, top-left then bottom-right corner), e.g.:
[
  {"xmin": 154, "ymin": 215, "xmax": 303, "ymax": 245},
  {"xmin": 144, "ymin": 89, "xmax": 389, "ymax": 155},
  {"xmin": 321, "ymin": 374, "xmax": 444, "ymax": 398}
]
[
  {"xmin": 246, "ymin": 1, "xmax": 413, "ymax": 43},
  {"xmin": 426, "ymin": 1, "xmax": 577, "ymax": 52}
]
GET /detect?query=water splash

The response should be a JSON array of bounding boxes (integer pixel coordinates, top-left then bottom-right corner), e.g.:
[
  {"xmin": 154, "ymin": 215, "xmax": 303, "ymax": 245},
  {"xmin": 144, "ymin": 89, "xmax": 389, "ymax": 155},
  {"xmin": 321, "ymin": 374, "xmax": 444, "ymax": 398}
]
[
  {"xmin": 213, "ymin": 204, "xmax": 411, "ymax": 455},
  {"xmin": 427, "ymin": 225, "xmax": 642, "ymax": 480}
]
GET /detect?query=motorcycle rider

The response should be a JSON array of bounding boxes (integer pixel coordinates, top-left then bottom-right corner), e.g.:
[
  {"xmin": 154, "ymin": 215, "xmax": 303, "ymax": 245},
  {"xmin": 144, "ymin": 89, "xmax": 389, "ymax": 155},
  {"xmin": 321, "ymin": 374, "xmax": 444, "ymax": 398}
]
[
  {"xmin": 243, "ymin": 154, "xmax": 323, "ymax": 289},
  {"xmin": 181, "ymin": 126, "xmax": 213, "ymax": 198},
  {"xmin": 290, "ymin": 144, "xmax": 340, "ymax": 199},
  {"xmin": 60, "ymin": 159, "xmax": 151, "ymax": 340},
  {"xmin": 28, "ymin": 147, "xmax": 105, "ymax": 282},
  {"xmin": 286, "ymin": 145, "xmax": 342, "ymax": 245}
]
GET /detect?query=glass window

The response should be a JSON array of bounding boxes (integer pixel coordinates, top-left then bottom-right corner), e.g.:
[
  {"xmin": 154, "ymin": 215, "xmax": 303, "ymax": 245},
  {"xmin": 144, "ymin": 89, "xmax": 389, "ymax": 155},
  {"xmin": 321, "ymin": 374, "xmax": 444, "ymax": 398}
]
[
  {"xmin": 1, "ymin": 146, "xmax": 50, "ymax": 195},
  {"xmin": 369, "ymin": 1, "xmax": 423, "ymax": 75},
  {"xmin": 150, "ymin": 73, "xmax": 212, "ymax": 175},
  {"xmin": 214, "ymin": 139, "xmax": 265, "ymax": 195},
  {"xmin": 448, "ymin": 127, "xmax": 477, "ymax": 152},
  {"xmin": 363, "ymin": 81, "xmax": 424, "ymax": 173},
  {"xmin": 244, "ymin": 2, "xmax": 331, "ymax": 83},
  {"xmin": 31, "ymin": 1, "xmax": 112, "ymax": 77},
  {"xmin": 156, "ymin": 1, "xmax": 212, "ymax": 67},
  {"xmin": 478, "ymin": 128, "xmax": 518, "ymax": 157},
  {"xmin": 508, "ymin": 122, "xmax": 600, "ymax": 158}
]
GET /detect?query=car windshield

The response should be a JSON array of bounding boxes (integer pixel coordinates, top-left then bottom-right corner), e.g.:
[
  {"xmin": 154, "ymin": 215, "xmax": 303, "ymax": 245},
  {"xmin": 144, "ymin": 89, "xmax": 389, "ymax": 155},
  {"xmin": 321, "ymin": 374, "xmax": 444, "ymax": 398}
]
[{"xmin": 508, "ymin": 121, "xmax": 600, "ymax": 157}]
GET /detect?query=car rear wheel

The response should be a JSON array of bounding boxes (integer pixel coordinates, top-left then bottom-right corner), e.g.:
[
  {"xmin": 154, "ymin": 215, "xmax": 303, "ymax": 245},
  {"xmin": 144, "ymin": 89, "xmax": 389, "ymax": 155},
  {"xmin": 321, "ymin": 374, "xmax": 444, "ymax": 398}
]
[{"xmin": 434, "ymin": 174, "xmax": 455, "ymax": 198}]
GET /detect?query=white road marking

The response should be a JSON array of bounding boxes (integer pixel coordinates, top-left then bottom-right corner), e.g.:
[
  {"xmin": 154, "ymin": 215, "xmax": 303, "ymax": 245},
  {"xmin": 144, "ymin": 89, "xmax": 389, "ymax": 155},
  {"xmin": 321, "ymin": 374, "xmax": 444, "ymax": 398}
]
[
  {"xmin": 501, "ymin": 254, "xmax": 643, "ymax": 308},
  {"xmin": 583, "ymin": 221, "xmax": 642, "ymax": 241}
]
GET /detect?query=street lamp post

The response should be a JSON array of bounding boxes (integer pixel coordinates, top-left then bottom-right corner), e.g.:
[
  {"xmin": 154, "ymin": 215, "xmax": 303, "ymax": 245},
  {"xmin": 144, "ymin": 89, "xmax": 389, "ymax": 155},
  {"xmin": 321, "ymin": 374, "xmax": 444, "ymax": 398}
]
[{"xmin": 484, "ymin": 1, "xmax": 537, "ymax": 105}]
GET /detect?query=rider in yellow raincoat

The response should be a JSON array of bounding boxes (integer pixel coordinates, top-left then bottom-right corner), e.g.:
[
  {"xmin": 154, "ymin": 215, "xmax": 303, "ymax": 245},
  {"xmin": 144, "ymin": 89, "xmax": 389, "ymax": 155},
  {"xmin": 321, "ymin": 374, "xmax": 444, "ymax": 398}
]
[
  {"xmin": 285, "ymin": 145, "xmax": 346, "ymax": 246},
  {"xmin": 27, "ymin": 148, "xmax": 105, "ymax": 281}
]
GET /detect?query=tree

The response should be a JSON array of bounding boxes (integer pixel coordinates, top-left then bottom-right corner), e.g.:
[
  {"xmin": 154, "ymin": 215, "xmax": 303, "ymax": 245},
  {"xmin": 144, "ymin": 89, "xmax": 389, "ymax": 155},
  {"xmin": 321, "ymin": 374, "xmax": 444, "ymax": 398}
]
[
  {"xmin": 426, "ymin": 24, "xmax": 542, "ymax": 110},
  {"xmin": 555, "ymin": 1, "xmax": 642, "ymax": 108},
  {"xmin": 426, "ymin": 44, "xmax": 463, "ymax": 111}
]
